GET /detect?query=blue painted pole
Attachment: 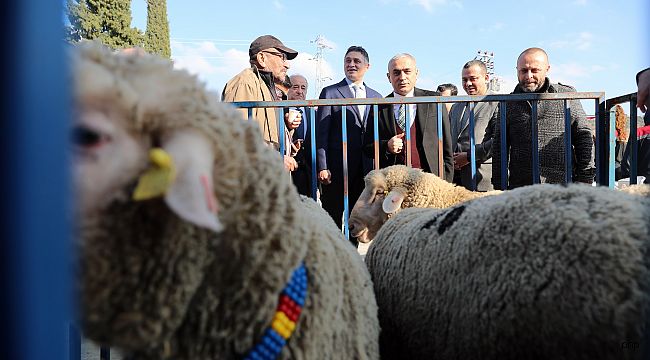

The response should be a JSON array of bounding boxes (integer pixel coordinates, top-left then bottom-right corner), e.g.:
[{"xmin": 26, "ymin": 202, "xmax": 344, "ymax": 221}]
[
  {"xmin": 595, "ymin": 99, "xmax": 603, "ymax": 185},
  {"xmin": 499, "ymin": 101, "xmax": 508, "ymax": 190},
  {"xmin": 309, "ymin": 107, "xmax": 318, "ymax": 200},
  {"xmin": 563, "ymin": 100, "xmax": 573, "ymax": 184},
  {"xmin": 437, "ymin": 103, "xmax": 444, "ymax": 177},
  {"xmin": 278, "ymin": 107, "xmax": 285, "ymax": 156},
  {"xmin": 468, "ymin": 102, "xmax": 477, "ymax": 191},
  {"xmin": 629, "ymin": 99, "xmax": 638, "ymax": 184},
  {"xmin": 531, "ymin": 101, "xmax": 540, "ymax": 184},
  {"xmin": 608, "ymin": 110, "xmax": 616, "ymax": 188},
  {"xmin": 341, "ymin": 107, "xmax": 349, "ymax": 239},
  {"xmin": 1, "ymin": 1, "xmax": 71, "ymax": 360},
  {"xmin": 373, "ymin": 105, "xmax": 380, "ymax": 170},
  {"xmin": 405, "ymin": 103, "xmax": 411, "ymax": 167}
]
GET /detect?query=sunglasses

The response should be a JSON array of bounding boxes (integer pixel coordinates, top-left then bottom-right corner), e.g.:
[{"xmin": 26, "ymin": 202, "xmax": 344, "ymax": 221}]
[{"xmin": 262, "ymin": 50, "xmax": 288, "ymax": 61}]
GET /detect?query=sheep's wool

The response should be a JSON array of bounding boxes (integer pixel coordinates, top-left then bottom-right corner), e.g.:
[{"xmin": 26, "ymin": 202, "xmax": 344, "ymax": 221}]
[
  {"xmin": 75, "ymin": 42, "xmax": 379, "ymax": 360},
  {"xmin": 366, "ymin": 183, "xmax": 650, "ymax": 360}
]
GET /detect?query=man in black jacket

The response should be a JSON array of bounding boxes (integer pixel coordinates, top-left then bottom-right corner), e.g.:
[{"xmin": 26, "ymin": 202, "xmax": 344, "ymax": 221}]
[{"xmin": 492, "ymin": 47, "xmax": 595, "ymax": 189}]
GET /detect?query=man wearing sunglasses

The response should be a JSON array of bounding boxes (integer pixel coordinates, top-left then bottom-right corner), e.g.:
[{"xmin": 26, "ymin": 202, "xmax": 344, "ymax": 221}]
[{"xmin": 222, "ymin": 35, "xmax": 298, "ymax": 153}]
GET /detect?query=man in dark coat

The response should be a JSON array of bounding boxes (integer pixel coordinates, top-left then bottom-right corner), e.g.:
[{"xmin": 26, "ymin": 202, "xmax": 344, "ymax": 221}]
[
  {"xmin": 316, "ymin": 46, "xmax": 382, "ymax": 240},
  {"xmin": 492, "ymin": 47, "xmax": 595, "ymax": 189},
  {"xmin": 363, "ymin": 53, "xmax": 454, "ymax": 182}
]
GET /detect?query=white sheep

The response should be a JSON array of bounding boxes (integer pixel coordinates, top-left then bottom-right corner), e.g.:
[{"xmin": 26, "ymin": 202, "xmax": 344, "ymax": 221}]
[
  {"xmin": 72, "ymin": 42, "xmax": 379, "ymax": 360},
  {"xmin": 349, "ymin": 165, "xmax": 500, "ymax": 243},
  {"xmin": 365, "ymin": 183, "xmax": 650, "ymax": 360}
]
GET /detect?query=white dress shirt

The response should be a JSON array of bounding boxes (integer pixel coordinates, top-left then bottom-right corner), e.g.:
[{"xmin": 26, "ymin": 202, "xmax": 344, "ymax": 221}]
[{"xmin": 392, "ymin": 90, "xmax": 417, "ymax": 128}]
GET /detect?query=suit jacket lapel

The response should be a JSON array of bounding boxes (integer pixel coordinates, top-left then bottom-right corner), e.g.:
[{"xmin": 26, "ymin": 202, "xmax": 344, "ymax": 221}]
[
  {"xmin": 463, "ymin": 90, "xmax": 493, "ymax": 132},
  {"xmin": 336, "ymin": 80, "xmax": 363, "ymax": 125},
  {"xmin": 413, "ymin": 88, "xmax": 428, "ymax": 133},
  {"xmin": 383, "ymin": 93, "xmax": 396, "ymax": 135}
]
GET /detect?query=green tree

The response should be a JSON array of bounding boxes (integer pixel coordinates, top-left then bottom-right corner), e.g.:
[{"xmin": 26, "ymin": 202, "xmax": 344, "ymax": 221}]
[
  {"xmin": 144, "ymin": 0, "xmax": 171, "ymax": 58},
  {"xmin": 66, "ymin": 0, "xmax": 142, "ymax": 49}
]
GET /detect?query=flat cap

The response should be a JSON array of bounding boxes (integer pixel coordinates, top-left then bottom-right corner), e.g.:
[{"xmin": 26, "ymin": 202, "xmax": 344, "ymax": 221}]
[{"xmin": 249, "ymin": 35, "xmax": 298, "ymax": 60}]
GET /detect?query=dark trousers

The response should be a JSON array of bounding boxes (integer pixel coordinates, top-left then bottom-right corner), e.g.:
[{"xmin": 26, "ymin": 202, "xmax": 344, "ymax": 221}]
[
  {"xmin": 320, "ymin": 172, "xmax": 365, "ymax": 247},
  {"xmin": 291, "ymin": 149, "xmax": 312, "ymax": 197}
]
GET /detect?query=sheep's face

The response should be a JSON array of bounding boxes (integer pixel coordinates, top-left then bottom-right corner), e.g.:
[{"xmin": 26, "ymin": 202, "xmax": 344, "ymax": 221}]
[
  {"xmin": 349, "ymin": 170, "xmax": 408, "ymax": 243},
  {"xmin": 349, "ymin": 183, "xmax": 389, "ymax": 243},
  {"xmin": 71, "ymin": 100, "xmax": 150, "ymax": 217}
]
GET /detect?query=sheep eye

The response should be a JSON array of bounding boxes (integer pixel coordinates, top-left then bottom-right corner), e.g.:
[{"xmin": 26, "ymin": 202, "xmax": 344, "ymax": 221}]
[{"xmin": 71, "ymin": 125, "xmax": 103, "ymax": 147}]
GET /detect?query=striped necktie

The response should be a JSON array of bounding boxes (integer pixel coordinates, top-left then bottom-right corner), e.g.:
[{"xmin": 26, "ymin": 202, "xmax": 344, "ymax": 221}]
[{"xmin": 396, "ymin": 104, "xmax": 406, "ymax": 131}]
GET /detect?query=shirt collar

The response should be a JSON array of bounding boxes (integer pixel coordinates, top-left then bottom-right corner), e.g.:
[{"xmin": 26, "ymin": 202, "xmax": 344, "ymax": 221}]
[
  {"xmin": 392, "ymin": 89, "xmax": 415, "ymax": 98},
  {"xmin": 345, "ymin": 77, "xmax": 364, "ymax": 91}
]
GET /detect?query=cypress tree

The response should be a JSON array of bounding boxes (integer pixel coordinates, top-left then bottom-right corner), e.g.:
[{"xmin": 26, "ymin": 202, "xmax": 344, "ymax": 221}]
[
  {"xmin": 144, "ymin": 0, "xmax": 171, "ymax": 58},
  {"xmin": 66, "ymin": 0, "xmax": 142, "ymax": 49}
]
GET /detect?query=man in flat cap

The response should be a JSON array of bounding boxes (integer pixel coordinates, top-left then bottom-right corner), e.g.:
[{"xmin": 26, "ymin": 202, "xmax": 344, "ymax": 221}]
[{"xmin": 222, "ymin": 35, "xmax": 298, "ymax": 151}]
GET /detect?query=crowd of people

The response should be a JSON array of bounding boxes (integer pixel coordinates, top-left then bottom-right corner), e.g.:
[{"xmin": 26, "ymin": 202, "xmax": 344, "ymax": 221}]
[{"xmin": 221, "ymin": 34, "xmax": 650, "ymax": 243}]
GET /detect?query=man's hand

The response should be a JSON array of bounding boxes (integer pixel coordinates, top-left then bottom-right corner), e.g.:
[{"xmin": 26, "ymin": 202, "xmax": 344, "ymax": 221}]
[
  {"xmin": 318, "ymin": 169, "xmax": 332, "ymax": 185},
  {"xmin": 284, "ymin": 155, "xmax": 298, "ymax": 172},
  {"xmin": 637, "ymin": 69, "xmax": 650, "ymax": 113},
  {"xmin": 453, "ymin": 152, "xmax": 469, "ymax": 170},
  {"xmin": 387, "ymin": 133, "xmax": 405, "ymax": 154}
]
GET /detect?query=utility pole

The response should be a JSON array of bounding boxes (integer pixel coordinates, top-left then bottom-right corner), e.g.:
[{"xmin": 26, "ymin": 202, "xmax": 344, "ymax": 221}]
[
  {"xmin": 475, "ymin": 50, "xmax": 501, "ymax": 92},
  {"xmin": 311, "ymin": 35, "xmax": 333, "ymax": 98}
]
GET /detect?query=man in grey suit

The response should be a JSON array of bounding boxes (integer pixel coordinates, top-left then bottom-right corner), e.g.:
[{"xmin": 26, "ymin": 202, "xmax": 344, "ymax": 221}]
[
  {"xmin": 363, "ymin": 53, "xmax": 454, "ymax": 182},
  {"xmin": 450, "ymin": 60, "xmax": 499, "ymax": 191}
]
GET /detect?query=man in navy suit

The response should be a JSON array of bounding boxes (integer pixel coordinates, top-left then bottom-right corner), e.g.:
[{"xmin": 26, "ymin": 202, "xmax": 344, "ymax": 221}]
[
  {"xmin": 316, "ymin": 46, "xmax": 382, "ymax": 241},
  {"xmin": 363, "ymin": 53, "xmax": 454, "ymax": 182}
]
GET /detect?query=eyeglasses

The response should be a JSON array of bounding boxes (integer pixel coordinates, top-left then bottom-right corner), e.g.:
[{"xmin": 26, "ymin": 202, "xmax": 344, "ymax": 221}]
[{"xmin": 262, "ymin": 50, "xmax": 287, "ymax": 61}]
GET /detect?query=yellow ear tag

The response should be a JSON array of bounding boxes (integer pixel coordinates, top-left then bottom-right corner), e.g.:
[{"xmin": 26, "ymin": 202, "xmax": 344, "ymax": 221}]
[{"xmin": 132, "ymin": 148, "xmax": 177, "ymax": 201}]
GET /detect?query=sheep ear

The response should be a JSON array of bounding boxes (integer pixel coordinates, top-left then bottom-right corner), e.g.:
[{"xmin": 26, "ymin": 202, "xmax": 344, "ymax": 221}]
[
  {"xmin": 382, "ymin": 187, "xmax": 406, "ymax": 214},
  {"xmin": 161, "ymin": 129, "xmax": 223, "ymax": 233}
]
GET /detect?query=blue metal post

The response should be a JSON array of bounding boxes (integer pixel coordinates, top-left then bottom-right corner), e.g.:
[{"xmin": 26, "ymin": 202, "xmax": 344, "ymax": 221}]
[
  {"xmin": 608, "ymin": 111, "xmax": 616, "ymax": 188},
  {"xmin": 437, "ymin": 103, "xmax": 444, "ymax": 177},
  {"xmin": 595, "ymin": 99, "xmax": 603, "ymax": 185},
  {"xmin": 341, "ymin": 107, "xmax": 349, "ymax": 239},
  {"xmin": 373, "ymin": 105, "xmax": 380, "ymax": 170},
  {"xmin": 405, "ymin": 103, "xmax": 411, "ymax": 167},
  {"xmin": 278, "ymin": 107, "xmax": 285, "ymax": 156},
  {"xmin": 629, "ymin": 99, "xmax": 638, "ymax": 184},
  {"xmin": 499, "ymin": 101, "xmax": 508, "ymax": 190},
  {"xmin": 531, "ymin": 101, "xmax": 540, "ymax": 184},
  {"xmin": 468, "ymin": 102, "xmax": 477, "ymax": 191},
  {"xmin": 68, "ymin": 324, "xmax": 81, "ymax": 360},
  {"xmin": 563, "ymin": 100, "xmax": 573, "ymax": 184},
  {"xmin": 1, "ymin": 1, "xmax": 71, "ymax": 360},
  {"xmin": 309, "ymin": 107, "xmax": 318, "ymax": 200}
]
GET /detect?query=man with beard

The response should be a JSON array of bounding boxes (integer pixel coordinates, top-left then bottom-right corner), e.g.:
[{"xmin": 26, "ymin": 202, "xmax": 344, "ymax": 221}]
[{"xmin": 492, "ymin": 47, "xmax": 595, "ymax": 189}]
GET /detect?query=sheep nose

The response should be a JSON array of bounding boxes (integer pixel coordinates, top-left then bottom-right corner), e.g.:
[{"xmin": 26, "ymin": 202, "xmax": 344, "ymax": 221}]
[{"xmin": 348, "ymin": 222, "xmax": 356, "ymax": 232}]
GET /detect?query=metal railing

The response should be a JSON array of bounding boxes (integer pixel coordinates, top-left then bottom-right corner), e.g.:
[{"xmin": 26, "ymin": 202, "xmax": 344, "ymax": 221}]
[
  {"xmin": 231, "ymin": 91, "xmax": 607, "ymax": 237},
  {"xmin": 75, "ymin": 91, "xmax": 646, "ymax": 359},
  {"xmin": 603, "ymin": 92, "xmax": 641, "ymax": 184}
]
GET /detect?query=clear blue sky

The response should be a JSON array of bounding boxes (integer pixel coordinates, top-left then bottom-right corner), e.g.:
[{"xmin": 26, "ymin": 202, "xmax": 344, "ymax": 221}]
[{"xmin": 131, "ymin": 0, "xmax": 649, "ymax": 114}]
